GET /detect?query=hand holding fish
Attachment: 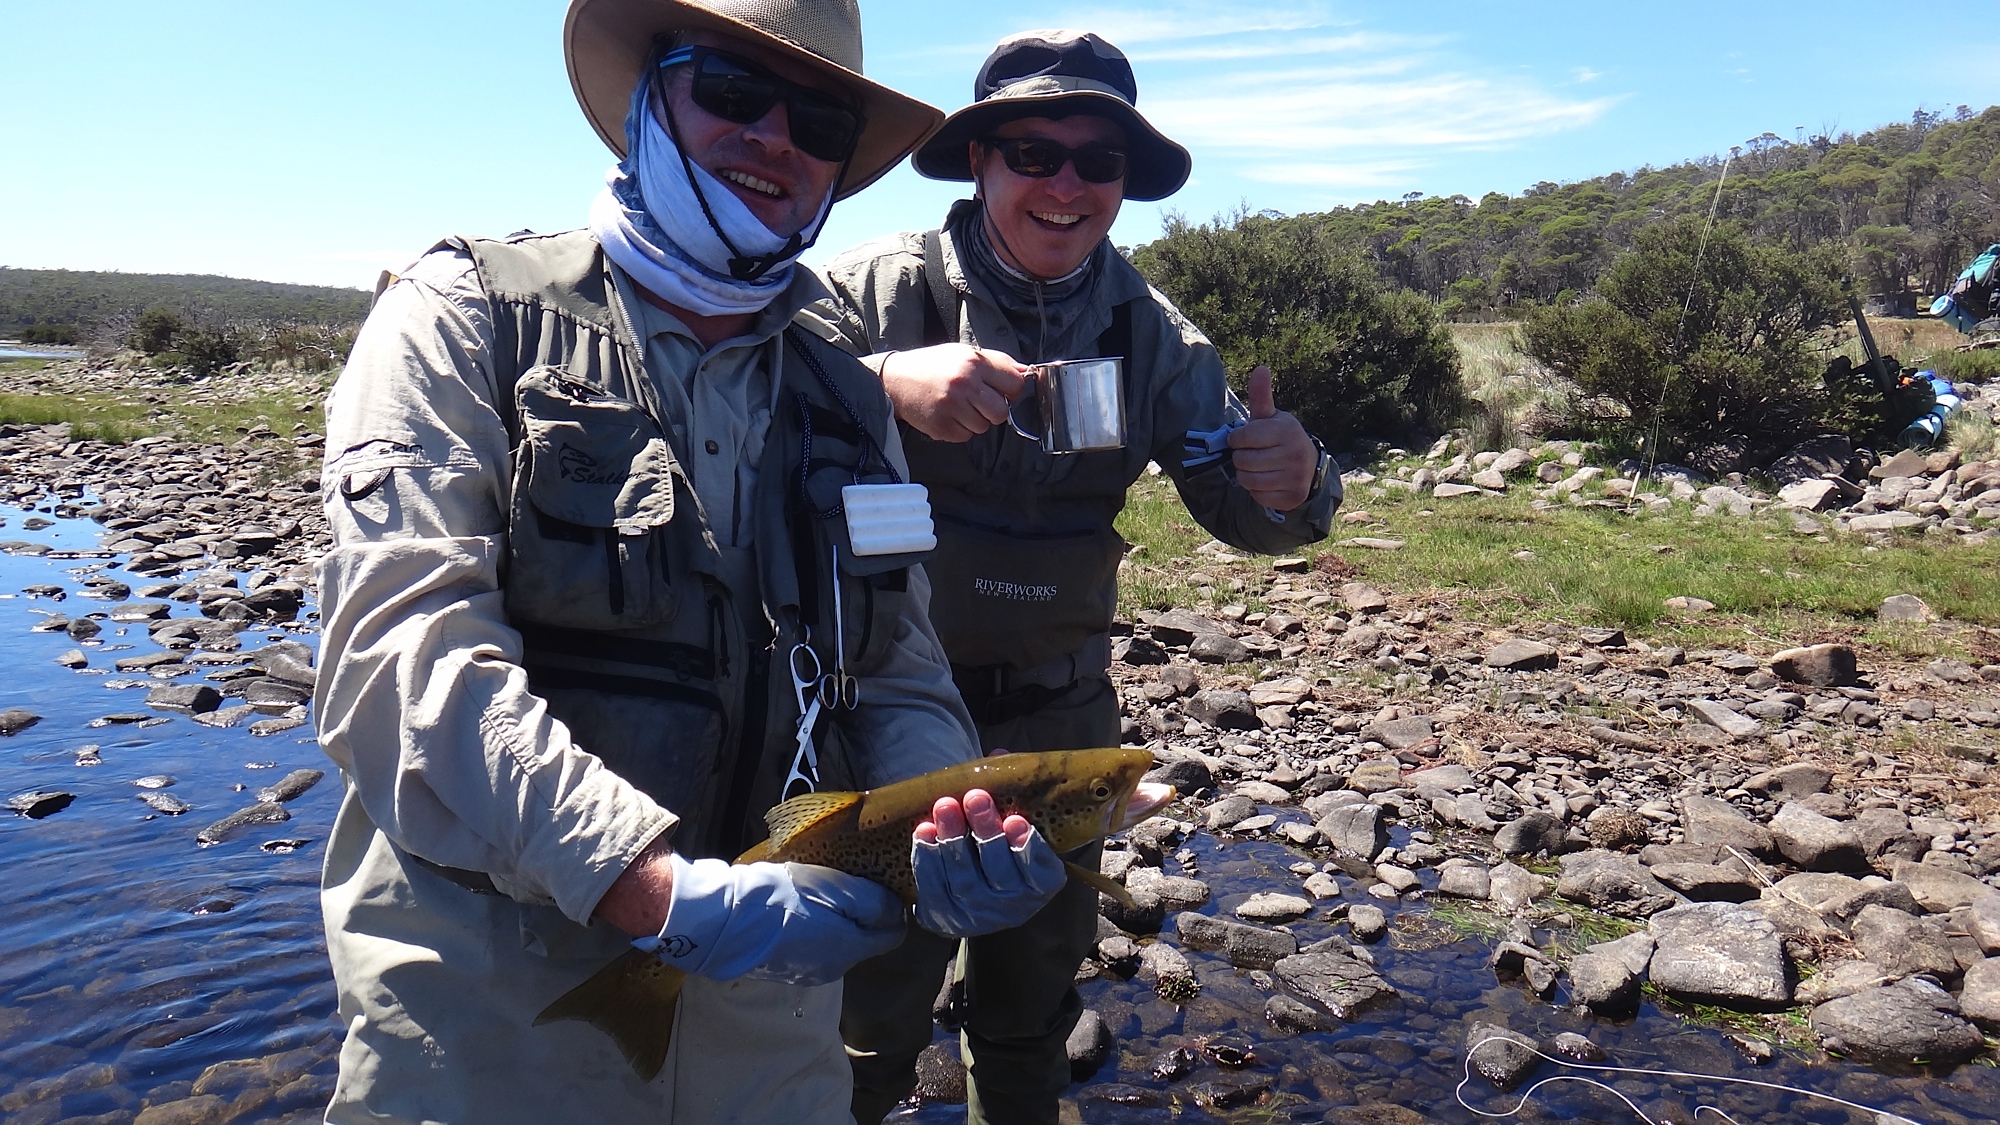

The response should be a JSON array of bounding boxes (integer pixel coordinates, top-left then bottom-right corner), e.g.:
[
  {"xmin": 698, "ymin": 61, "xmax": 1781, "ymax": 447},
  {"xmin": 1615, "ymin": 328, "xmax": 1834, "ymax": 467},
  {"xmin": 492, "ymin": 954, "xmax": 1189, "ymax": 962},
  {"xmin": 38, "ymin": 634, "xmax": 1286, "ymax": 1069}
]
[
  {"xmin": 909, "ymin": 787, "xmax": 1066, "ymax": 937},
  {"xmin": 640, "ymin": 853, "xmax": 906, "ymax": 987}
]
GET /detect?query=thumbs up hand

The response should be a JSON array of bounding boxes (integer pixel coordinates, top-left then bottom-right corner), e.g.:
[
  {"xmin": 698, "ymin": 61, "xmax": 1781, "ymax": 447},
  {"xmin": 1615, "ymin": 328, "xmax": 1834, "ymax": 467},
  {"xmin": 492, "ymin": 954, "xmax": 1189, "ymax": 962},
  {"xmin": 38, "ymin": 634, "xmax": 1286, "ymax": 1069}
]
[{"xmin": 1225, "ymin": 366, "xmax": 1318, "ymax": 512}]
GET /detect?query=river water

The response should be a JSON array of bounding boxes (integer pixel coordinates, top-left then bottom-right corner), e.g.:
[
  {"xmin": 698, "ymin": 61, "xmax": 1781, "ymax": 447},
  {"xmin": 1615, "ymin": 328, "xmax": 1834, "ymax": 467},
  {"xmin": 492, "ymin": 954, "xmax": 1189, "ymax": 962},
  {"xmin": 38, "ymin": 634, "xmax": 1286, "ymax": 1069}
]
[{"xmin": 2, "ymin": 501, "xmax": 1996, "ymax": 1124}]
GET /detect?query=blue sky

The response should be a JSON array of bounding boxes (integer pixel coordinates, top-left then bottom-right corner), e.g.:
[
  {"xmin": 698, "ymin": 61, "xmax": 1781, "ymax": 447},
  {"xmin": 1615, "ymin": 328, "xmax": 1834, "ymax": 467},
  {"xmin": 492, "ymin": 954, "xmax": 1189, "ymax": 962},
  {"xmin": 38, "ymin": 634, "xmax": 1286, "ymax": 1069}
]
[{"xmin": 4, "ymin": 1, "xmax": 1997, "ymax": 291}]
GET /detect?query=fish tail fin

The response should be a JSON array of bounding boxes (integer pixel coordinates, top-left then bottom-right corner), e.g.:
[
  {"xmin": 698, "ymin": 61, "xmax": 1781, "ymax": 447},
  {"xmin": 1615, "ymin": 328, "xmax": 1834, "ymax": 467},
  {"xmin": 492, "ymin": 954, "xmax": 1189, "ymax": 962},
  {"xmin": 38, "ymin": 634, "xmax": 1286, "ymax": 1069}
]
[
  {"xmin": 1065, "ymin": 859, "xmax": 1136, "ymax": 910},
  {"xmin": 534, "ymin": 948, "xmax": 687, "ymax": 1082}
]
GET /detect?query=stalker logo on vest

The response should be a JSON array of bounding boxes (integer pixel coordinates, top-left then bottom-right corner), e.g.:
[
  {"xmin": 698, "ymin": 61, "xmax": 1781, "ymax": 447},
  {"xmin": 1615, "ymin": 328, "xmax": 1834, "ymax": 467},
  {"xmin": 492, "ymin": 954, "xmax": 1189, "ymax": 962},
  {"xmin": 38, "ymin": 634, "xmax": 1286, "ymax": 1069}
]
[
  {"xmin": 973, "ymin": 577, "xmax": 1059, "ymax": 602},
  {"xmin": 558, "ymin": 443, "xmax": 626, "ymax": 485}
]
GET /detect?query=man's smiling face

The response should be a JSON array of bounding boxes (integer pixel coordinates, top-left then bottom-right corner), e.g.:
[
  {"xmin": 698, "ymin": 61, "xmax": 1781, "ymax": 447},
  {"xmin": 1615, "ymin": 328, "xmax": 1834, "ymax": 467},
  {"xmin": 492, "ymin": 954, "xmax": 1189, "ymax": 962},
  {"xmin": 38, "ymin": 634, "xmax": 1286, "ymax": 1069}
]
[
  {"xmin": 657, "ymin": 30, "xmax": 848, "ymax": 238},
  {"xmin": 973, "ymin": 114, "xmax": 1126, "ymax": 280}
]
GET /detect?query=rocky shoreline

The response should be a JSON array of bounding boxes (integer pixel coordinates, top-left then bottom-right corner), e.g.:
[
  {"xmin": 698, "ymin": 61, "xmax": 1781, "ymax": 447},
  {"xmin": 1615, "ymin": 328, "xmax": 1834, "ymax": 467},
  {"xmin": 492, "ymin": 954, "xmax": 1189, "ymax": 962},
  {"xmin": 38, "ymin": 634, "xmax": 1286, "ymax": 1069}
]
[{"xmin": 6, "ymin": 369, "xmax": 2000, "ymax": 1100}]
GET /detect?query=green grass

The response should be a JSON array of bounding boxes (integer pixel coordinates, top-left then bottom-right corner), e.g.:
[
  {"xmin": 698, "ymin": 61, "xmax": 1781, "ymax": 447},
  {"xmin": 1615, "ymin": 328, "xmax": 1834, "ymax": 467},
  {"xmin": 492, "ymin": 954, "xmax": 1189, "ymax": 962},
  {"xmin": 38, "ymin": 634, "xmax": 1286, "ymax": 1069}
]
[
  {"xmin": 1641, "ymin": 982, "xmax": 1816, "ymax": 1050},
  {"xmin": 0, "ymin": 391, "xmax": 152, "ymax": 443},
  {"xmin": 1115, "ymin": 461, "xmax": 2000, "ymax": 651},
  {"xmin": 1450, "ymin": 323, "xmax": 1571, "ymax": 453}
]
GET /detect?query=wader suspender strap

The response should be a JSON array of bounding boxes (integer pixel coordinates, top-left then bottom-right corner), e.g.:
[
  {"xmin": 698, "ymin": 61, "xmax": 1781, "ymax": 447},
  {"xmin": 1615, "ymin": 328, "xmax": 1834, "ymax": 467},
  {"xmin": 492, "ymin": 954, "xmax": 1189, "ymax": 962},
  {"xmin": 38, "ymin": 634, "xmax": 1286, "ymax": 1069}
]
[{"xmin": 919, "ymin": 228, "xmax": 960, "ymax": 347}]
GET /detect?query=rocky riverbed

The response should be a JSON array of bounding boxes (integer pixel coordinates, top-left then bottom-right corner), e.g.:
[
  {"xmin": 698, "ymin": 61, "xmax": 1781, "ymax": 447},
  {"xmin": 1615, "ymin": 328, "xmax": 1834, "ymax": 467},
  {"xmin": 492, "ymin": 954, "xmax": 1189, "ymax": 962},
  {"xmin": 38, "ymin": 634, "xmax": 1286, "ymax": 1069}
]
[{"xmin": 5, "ymin": 375, "xmax": 2000, "ymax": 1122}]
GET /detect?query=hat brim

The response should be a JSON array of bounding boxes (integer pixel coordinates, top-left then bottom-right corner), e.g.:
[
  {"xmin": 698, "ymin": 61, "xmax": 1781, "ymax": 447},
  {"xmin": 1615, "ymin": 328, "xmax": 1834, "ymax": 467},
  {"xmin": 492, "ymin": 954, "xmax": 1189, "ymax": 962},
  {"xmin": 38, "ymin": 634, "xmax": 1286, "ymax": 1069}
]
[
  {"xmin": 566, "ymin": 0, "xmax": 944, "ymax": 200},
  {"xmin": 911, "ymin": 90, "xmax": 1190, "ymax": 202}
]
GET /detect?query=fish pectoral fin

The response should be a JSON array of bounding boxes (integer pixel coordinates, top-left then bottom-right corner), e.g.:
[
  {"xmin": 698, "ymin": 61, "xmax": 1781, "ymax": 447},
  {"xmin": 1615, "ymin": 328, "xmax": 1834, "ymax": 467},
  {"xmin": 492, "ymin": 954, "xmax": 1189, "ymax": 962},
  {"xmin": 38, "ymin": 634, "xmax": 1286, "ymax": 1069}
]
[
  {"xmin": 764, "ymin": 791, "xmax": 862, "ymax": 850},
  {"xmin": 533, "ymin": 948, "xmax": 687, "ymax": 1082},
  {"xmin": 1064, "ymin": 859, "xmax": 1136, "ymax": 910}
]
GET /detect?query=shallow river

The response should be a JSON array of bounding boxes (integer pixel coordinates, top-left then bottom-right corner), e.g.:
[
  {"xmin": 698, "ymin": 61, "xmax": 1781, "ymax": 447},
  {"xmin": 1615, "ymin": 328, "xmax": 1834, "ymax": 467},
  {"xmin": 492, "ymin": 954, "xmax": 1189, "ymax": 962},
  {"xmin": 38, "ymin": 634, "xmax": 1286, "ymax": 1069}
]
[{"xmin": 2, "ymin": 502, "xmax": 1996, "ymax": 1124}]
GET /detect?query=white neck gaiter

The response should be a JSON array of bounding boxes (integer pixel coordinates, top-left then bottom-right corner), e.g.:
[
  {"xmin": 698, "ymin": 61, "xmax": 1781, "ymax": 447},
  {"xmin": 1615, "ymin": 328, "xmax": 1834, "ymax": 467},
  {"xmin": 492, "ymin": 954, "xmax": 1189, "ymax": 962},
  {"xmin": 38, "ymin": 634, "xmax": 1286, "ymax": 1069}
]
[{"xmin": 589, "ymin": 69, "xmax": 833, "ymax": 317}]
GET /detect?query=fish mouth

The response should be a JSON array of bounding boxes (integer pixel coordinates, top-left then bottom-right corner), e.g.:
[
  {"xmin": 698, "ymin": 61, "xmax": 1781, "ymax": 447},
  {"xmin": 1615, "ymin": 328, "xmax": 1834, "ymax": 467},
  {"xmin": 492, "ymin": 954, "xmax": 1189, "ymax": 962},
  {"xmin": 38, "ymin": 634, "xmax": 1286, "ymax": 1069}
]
[{"xmin": 1114, "ymin": 781, "xmax": 1175, "ymax": 832}]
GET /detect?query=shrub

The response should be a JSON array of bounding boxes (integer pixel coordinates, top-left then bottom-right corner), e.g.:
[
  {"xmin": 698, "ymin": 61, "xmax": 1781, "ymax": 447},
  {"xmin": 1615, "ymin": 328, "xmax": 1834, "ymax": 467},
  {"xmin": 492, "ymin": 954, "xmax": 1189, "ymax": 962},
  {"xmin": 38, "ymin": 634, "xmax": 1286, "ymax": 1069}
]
[
  {"xmin": 17, "ymin": 323, "xmax": 78, "ymax": 345},
  {"xmin": 1519, "ymin": 218, "xmax": 1847, "ymax": 457},
  {"xmin": 1132, "ymin": 209, "xmax": 1464, "ymax": 448},
  {"xmin": 129, "ymin": 307, "xmax": 185, "ymax": 356},
  {"xmin": 161, "ymin": 326, "xmax": 242, "ymax": 376}
]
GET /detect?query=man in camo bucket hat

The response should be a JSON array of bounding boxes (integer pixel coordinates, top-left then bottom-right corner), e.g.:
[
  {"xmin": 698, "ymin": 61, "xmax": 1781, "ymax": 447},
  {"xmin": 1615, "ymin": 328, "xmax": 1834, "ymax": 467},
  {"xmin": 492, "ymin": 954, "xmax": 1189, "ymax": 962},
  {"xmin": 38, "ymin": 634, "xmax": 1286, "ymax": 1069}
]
[
  {"xmin": 807, "ymin": 28, "xmax": 1339, "ymax": 1125},
  {"xmin": 312, "ymin": 2, "xmax": 1075, "ymax": 1121}
]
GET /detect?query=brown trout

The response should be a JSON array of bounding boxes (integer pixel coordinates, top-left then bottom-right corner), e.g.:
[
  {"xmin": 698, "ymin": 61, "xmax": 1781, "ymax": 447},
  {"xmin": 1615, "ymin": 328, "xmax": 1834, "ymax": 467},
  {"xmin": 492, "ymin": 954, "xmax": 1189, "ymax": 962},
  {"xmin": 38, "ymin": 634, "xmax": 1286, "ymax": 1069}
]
[{"xmin": 535, "ymin": 747, "xmax": 1174, "ymax": 1080}]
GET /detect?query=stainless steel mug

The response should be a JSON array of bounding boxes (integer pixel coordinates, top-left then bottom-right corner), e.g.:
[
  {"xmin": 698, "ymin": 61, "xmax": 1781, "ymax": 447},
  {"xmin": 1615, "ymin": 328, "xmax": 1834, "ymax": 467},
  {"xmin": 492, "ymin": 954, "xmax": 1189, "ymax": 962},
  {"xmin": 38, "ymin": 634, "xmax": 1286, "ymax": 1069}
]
[{"xmin": 1008, "ymin": 357, "xmax": 1126, "ymax": 455}]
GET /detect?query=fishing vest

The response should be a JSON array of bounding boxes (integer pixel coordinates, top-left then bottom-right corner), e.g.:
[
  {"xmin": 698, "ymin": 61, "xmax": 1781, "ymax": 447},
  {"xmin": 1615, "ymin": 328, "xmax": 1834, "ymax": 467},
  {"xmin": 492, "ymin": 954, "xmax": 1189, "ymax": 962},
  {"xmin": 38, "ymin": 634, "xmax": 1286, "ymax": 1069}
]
[{"xmin": 459, "ymin": 229, "xmax": 925, "ymax": 860}]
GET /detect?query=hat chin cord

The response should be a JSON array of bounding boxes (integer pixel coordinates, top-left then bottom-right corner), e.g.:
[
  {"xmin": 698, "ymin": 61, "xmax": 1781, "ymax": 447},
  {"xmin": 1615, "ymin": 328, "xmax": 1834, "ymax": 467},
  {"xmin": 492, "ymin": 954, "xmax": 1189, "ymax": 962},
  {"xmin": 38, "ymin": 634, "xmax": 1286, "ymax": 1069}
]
[{"xmin": 659, "ymin": 95, "xmax": 846, "ymax": 283}]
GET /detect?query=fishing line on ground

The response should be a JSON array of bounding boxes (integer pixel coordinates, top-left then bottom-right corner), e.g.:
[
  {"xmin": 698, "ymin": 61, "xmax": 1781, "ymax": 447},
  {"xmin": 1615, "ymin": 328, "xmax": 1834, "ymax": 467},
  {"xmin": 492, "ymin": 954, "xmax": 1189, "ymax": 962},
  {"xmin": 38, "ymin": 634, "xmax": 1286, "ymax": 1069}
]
[
  {"xmin": 1626, "ymin": 145, "xmax": 1738, "ymax": 513},
  {"xmin": 1455, "ymin": 1035, "xmax": 1929, "ymax": 1125}
]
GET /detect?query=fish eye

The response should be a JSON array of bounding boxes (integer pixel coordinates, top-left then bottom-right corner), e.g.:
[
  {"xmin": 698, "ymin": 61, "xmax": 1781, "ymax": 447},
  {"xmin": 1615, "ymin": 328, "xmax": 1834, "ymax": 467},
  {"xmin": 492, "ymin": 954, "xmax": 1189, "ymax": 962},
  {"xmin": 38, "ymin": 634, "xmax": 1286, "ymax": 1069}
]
[{"xmin": 1091, "ymin": 780, "xmax": 1111, "ymax": 799}]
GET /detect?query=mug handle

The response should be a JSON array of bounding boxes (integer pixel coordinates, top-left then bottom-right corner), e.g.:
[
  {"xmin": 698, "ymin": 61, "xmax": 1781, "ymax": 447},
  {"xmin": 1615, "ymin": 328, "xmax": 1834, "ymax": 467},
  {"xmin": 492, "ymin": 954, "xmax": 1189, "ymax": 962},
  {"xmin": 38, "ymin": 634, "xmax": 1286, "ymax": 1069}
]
[{"xmin": 1008, "ymin": 369, "xmax": 1044, "ymax": 442}]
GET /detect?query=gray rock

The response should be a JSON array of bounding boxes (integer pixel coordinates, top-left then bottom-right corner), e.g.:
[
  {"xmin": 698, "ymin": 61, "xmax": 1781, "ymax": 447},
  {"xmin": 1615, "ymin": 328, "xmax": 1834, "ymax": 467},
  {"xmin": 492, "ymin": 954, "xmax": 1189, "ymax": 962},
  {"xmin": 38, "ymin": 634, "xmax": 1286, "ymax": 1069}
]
[
  {"xmin": 1136, "ymin": 942, "xmax": 1199, "ymax": 1001},
  {"xmin": 1649, "ymin": 862, "xmax": 1760, "ymax": 902},
  {"xmin": 1793, "ymin": 960, "xmax": 1898, "ymax": 1007},
  {"xmin": 1232, "ymin": 780, "xmax": 1291, "ymax": 804},
  {"xmin": 1587, "ymin": 930, "xmax": 1657, "ymax": 975},
  {"xmin": 1436, "ymin": 859, "xmax": 1491, "ymax": 899},
  {"xmin": 1850, "ymin": 904, "xmax": 1962, "ymax": 979},
  {"xmin": 1487, "ymin": 862, "xmax": 1550, "ymax": 912},
  {"xmin": 1364, "ymin": 715, "xmax": 1435, "ymax": 750},
  {"xmin": 1374, "ymin": 863, "xmax": 1419, "ymax": 894},
  {"xmin": 55, "ymin": 648, "xmax": 87, "ymax": 669},
  {"xmin": 1225, "ymin": 923, "xmax": 1300, "ymax": 969},
  {"xmin": 1648, "ymin": 901, "xmax": 1791, "ymax": 1005},
  {"xmin": 1742, "ymin": 762, "xmax": 1833, "ymax": 799},
  {"xmin": 1485, "ymin": 638, "xmax": 1558, "ymax": 671},
  {"xmin": 1272, "ymin": 948, "xmax": 1394, "ymax": 1019},
  {"xmin": 256, "ymin": 767, "xmax": 324, "ymax": 804},
  {"xmin": 1140, "ymin": 608, "xmax": 1225, "ymax": 646},
  {"xmin": 1345, "ymin": 761, "xmax": 1405, "ymax": 793},
  {"xmin": 1065, "ymin": 1009, "xmax": 1113, "ymax": 1080},
  {"xmin": 9, "ymin": 789, "xmax": 74, "ymax": 818},
  {"xmin": 1971, "ymin": 895, "xmax": 2000, "ymax": 956},
  {"xmin": 1465, "ymin": 1022, "xmax": 1540, "ymax": 1091},
  {"xmin": 1189, "ymin": 633, "xmax": 1251, "ymax": 664},
  {"xmin": 1770, "ymin": 644, "xmax": 1859, "ymax": 687},
  {"xmin": 1810, "ymin": 978, "xmax": 1985, "ymax": 1064},
  {"xmin": 1557, "ymin": 851, "xmax": 1684, "ymax": 918},
  {"xmin": 1113, "ymin": 635, "xmax": 1168, "ymax": 665},
  {"xmin": 1126, "ymin": 868, "xmax": 1212, "ymax": 911},
  {"xmin": 1340, "ymin": 583, "xmax": 1389, "ymax": 614},
  {"xmin": 1855, "ymin": 807, "xmax": 1929, "ymax": 868},
  {"xmin": 1145, "ymin": 756, "xmax": 1212, "ymax": 796},
  {"xmin": 1770, "ymin": 802, "xmax": 1866, "ymax": 872},
  {"xmin": 1892, "ymin": 860, "xmax": 2000, "ymax": 914},
  {"xmin": 138, "ymin": 791, "xmax": 191, "ymax": 815},
  {"xmin": 1681, "ymin": 796, "xmax": 1776, "ymax": 857},
  {"xmin": 1878, "ymin": 594, "xmax": 1935, "ymax": 622},
  {"xmin": 195, "ymin": 801, "xmax": 291, "ymax": 845},
  {"xmin": 1185, "ymin": 689, "xmax": 1259, "ymax": 730},
  {"xmin": 1686, "ymin": 699, "xmax": 1760, "ymax": 738},
  {"xmin": 1317, "ymin": 801, "xmax": 1386, "ymax": 859},
  {"xmin": 1205, "ymin": 794, "xmax": 1259, "ymax": 832},
  {"xmin": 1494, "ymin": 811, "xmax": 1567, "ymax": 857},
  {"xmin": 145, "ymin": 683, "xmax": 222, "ymax": 715},
  {"xmin": 1235, "ymin": 892, "xmax": 1311, "ymax": 922},
  {"xmin": 0, "ymin": 708, "xmax": 41, "ymax": 736},
  {"xmin": 1961, "ymin": 958, "xmax": 2000, "ymax": 1029},
  {"xmin": 1264, "ymin": 994, "xmax": 1341, "ymax": 1033},
  {"xmin": 1567, "ymin": 952, "xmax": 1639, "ymax": 1011},
  {"xmin": 1408, "ymin": 764, "xmax": 1475, "ymax": 799},
  {"xmin": 1348, "ymin": 904, "xmax": 1387, "ymax": 942}
]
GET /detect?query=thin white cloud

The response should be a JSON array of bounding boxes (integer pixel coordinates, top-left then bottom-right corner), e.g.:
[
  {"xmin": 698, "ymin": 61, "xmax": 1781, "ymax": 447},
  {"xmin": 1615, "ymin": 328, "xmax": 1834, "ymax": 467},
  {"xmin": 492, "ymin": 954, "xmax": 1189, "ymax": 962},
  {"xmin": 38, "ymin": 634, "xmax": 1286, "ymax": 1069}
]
[
  {"xmin": 1575, "ymin": 66, "xmax": 1602, "ymax": 83},
  {"xmin": 1238, "ymin": 160, "xmax": 1421, "ymax": 189}
]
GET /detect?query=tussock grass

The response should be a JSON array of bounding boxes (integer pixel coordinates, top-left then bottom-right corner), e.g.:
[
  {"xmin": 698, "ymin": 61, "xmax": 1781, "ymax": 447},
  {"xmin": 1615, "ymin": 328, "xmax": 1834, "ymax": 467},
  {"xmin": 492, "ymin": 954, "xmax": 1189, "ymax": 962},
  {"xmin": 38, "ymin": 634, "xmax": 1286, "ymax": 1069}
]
[{"xmin": 1450, "ymin": 323, "xmax": 1568, "ymax": 453}]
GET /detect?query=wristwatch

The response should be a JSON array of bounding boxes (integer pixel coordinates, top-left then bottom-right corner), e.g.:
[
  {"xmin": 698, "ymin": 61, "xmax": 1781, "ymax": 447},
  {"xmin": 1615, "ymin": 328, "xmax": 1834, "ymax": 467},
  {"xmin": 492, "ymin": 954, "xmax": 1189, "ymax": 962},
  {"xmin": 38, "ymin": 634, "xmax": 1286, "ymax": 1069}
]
[{"xmin": 1307, "ymin": 435, "xmax": 1332, "ymax": 496}]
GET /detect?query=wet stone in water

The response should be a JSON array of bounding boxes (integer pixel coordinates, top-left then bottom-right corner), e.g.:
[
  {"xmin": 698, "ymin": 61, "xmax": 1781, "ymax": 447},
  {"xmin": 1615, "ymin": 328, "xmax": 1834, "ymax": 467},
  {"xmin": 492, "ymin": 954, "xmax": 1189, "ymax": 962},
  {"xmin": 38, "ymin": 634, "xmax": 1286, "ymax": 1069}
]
[
  {"xmin": 257, "ymin": 768, "xmax": 324, "ymax": 804},
  {"xmin": 196, "ymin": 801, "xmax": 291, "ymax": 846},
  {"xmin": 133, "ymin": 774, "xmax": 178, "ymax": 789},
  {"xmin": 0, "ymin": 708, "xmax": 42, "ymax": 735},
  {"xmin": 138, "ymin": 792, "xmax": 192, "ymax": 815},
  {"xmin": 260, "ymin": 838, "xmax": 314, "ymax": 854},
  {"xmin": 9, "ymin": 790, "xmax": 75, "ymax": 818}
]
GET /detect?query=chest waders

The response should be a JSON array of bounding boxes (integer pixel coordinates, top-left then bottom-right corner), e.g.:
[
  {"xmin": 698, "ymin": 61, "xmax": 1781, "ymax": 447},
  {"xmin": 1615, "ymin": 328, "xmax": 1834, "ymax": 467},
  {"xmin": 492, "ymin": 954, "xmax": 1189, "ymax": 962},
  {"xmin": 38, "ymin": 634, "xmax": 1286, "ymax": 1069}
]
[{"xmin": 910, "ymin": 229, "xmax": 1135, "ymax": 727}]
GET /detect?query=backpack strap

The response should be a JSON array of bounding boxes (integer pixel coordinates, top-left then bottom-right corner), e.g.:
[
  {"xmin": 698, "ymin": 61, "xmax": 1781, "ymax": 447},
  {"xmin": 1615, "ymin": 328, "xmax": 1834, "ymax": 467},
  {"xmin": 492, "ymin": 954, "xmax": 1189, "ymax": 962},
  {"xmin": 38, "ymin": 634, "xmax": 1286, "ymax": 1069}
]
[
  {"xmin": 1097, "ymin": 297, "xmax": 1134, "ymax": 362},
  {"xmin": 918, "ymin": 228, "xmax": 962, "ymax": 347}
]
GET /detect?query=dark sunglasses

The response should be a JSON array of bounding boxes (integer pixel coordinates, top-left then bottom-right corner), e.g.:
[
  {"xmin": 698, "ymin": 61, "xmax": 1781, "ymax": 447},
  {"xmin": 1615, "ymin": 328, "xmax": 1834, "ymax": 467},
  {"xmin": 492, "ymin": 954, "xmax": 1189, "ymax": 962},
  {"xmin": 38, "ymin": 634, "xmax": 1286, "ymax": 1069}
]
[
  {"xmin": 983, "ymin": 137, "xmax": 1128, "ymax": 184},
  {"xmin": 658, "ymin": 45, "xmax": 864, "ymax": 164}
]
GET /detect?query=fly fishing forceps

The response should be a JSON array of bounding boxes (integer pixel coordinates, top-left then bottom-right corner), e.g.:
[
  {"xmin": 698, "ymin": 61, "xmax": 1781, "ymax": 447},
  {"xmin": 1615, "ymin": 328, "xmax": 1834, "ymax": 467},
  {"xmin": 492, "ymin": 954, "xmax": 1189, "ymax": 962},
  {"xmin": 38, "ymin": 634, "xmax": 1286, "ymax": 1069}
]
[{"xmin": 782, "ymin": 639, "xmax": 828, "ymax": 801}]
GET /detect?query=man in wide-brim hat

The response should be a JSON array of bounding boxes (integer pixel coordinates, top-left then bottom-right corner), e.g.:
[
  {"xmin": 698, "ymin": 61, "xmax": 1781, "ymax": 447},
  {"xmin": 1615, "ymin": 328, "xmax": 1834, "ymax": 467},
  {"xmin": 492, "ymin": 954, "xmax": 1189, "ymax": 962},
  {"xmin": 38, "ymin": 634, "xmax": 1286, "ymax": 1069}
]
[
  {"xmin": 313, "ymin": 2, "xmax": 1070, "ymax": 1120},
  {"xmin": 807, "ymin": 29, "xmax": 1341, "ymax": 1124}
]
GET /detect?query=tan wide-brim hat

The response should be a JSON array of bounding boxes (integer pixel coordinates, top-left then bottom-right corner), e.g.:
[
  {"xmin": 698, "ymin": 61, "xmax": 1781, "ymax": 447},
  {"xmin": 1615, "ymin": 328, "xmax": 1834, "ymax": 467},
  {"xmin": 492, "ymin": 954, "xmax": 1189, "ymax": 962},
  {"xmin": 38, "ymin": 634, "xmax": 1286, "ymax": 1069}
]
[
  {"xmin": 565, "ymin": 0, "xmax": 944, "ymax": 200},
  {"xmin": 914, "ymin": 30, "xmax": 1191, "ymax": 203}
]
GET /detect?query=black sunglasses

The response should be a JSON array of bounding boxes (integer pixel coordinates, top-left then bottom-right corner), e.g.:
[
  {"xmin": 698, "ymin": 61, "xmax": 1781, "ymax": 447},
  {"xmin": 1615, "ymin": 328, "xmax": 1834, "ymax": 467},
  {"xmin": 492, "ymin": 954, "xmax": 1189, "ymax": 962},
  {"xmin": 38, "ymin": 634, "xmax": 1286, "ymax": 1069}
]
[
  {"xmin": 658, "ymin": 45, "xmax": 864, "ymax": 164},
  {"xmin": 982, "ymin": 137, "xmax": 1128, "ymax": 184}
]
